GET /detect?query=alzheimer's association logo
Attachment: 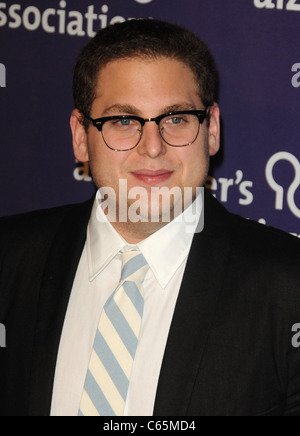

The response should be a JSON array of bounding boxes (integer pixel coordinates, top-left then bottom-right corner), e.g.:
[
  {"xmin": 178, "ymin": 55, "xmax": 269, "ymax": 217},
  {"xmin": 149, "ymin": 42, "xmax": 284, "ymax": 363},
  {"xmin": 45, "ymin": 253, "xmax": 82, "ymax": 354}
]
[{"xmin": 266, "ymin": 152, "xmax": 300, "ymax": 218}]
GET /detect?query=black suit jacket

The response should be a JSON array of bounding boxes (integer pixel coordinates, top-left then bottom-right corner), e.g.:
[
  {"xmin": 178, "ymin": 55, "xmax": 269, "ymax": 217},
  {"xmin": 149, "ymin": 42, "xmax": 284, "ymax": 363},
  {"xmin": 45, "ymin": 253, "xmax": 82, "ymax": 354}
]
[{"xmin": 0, "ymin": 190, "xmax": 300, "ymax": 416}]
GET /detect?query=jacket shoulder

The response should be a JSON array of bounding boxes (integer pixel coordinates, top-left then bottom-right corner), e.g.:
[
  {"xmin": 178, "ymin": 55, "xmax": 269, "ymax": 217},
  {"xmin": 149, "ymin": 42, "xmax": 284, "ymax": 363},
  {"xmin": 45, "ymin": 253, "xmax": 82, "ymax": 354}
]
[
  {"xmin": 225, "ymin": 212, "xmax": 300, "ymax": 302},
  {"xmin": 205, "ymin": 190, "xmax": 300, "ymax": 257},
  {"xmin": 0, "ymin": 199, "xmax": 94, "ymax": 251},
  {"xmin": 0, "ymin": 204, "xmax": 72, "ymax": 241},
  {"xmin": 231, "ymin": 211, "xmax": 300, "ymax": 256}
]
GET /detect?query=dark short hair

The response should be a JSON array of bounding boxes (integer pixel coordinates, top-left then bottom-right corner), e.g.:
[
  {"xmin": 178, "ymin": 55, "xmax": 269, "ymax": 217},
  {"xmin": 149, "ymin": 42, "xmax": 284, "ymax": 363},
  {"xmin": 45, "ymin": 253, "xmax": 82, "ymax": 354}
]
[{"xmin": 73, "ymin": 19, "xmax": 218, "ymax": 129}]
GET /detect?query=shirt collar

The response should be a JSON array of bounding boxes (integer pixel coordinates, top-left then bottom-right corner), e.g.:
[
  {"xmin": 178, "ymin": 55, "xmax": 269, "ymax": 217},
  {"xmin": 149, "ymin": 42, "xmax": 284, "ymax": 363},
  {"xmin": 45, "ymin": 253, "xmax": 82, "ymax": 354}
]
[{"xmin": 87, "ymin": 188, "xmax": 203, "ymax": 288}]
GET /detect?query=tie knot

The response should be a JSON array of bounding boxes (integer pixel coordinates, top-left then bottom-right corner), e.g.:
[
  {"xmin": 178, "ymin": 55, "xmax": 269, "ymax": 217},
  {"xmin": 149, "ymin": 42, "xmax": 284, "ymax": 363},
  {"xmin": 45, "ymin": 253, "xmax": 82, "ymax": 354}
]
[{"xmin": 121, "ymin": 249, "xmax": 149, "ymax": 284}]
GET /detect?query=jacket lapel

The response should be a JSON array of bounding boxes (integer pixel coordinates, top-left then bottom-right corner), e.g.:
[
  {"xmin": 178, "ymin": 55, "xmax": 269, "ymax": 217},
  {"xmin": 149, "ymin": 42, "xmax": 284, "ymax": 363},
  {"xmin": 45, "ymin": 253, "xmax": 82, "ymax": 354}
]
[
  {"xmin": 154, "ymin": 190, "xmax": 233, "ymax": 416},
  {"xmin": 28, "ymin": 198, "xmax": 94, "ymax": 416}
]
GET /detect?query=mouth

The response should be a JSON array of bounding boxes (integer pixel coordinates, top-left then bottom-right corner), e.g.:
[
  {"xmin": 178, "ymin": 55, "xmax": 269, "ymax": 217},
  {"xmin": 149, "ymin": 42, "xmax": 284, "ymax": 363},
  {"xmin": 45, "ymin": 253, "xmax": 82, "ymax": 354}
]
[{"xmin": 131, "ymin": 169, "xmax": 174, "ymax": 186}]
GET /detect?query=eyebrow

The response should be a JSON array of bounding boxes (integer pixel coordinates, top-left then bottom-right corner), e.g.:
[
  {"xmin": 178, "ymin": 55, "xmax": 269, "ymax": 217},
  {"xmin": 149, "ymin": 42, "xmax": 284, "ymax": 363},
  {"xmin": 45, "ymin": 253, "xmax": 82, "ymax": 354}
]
[
  {"xmin": 101, "ymin": 102, "xmax": 198, "ymax": 117},
  {"xmin": 162, "ymin": 103, "xmax": 198, "ymax": 113},
  {"xmin": 102, "ymin": 104, "xmax": 141, "ymax": 116}
]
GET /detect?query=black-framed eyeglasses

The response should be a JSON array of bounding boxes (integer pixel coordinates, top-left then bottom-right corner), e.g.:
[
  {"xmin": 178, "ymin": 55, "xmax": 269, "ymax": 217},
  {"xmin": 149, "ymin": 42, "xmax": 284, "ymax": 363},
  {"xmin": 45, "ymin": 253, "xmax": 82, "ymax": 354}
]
[{"xmin": 83, "ymin": 109, "xmax": 208, "ymax": 152}]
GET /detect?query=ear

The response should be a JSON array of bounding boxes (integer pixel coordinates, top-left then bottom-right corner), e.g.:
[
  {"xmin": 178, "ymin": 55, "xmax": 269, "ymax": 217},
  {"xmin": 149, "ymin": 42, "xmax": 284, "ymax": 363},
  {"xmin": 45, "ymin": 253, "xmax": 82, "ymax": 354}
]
[
  {"xmin": 70, "ymin": 109, "xmax": 89, "ymax": 162},
  {"xmin": 208, "ymin": 103, "xmax": 220, "ymax": 156}
]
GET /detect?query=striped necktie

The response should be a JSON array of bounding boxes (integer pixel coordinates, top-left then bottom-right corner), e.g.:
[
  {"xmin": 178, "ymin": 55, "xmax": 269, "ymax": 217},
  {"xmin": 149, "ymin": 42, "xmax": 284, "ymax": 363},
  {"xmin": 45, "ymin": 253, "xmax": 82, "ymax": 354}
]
[{"xmin": 78, "ymin": 249, "xmax": 149, "ymax": 416}]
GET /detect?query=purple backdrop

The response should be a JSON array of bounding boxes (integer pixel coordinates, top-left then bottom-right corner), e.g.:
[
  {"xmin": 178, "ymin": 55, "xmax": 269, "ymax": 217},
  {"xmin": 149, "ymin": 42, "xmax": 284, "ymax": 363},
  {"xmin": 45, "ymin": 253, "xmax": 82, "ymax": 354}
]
[{"xmin": 1, "ymin": 0, "xmax": 299, "ymax": 237}]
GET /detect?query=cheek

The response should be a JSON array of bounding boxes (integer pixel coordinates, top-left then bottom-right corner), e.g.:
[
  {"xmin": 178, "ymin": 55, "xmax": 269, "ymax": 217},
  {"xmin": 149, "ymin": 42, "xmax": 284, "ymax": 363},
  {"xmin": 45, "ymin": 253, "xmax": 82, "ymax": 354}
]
[
  {"xmin": 181, "ymin": 141, "xmax": 209, "ymax": 187},
  {"xmin": 87, "ymin": 139, "xmax": 125, "ymax": 188}
]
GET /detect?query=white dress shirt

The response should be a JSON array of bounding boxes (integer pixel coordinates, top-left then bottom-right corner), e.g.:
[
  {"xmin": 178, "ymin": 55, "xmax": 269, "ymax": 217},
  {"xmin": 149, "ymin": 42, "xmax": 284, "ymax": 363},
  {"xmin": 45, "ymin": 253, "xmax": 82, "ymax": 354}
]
[{"xmin": 51, "ymin": 190, "xmax": 202, "ymax": 416}]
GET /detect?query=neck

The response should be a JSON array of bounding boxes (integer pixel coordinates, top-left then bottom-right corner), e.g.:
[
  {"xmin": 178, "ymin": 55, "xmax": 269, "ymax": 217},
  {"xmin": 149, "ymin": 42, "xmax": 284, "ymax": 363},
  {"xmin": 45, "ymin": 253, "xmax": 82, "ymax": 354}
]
[{"xmin": 110, "ymin": 220, "xmax": 168, "ymax": 244}]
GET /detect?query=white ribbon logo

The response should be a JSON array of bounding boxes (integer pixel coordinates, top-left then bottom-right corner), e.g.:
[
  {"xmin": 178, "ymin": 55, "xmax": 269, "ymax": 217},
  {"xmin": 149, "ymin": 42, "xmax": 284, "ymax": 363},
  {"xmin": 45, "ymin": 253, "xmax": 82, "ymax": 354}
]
[{"xmin": 265, "ymin": 152, "xmax": 300, "ymax": 218}]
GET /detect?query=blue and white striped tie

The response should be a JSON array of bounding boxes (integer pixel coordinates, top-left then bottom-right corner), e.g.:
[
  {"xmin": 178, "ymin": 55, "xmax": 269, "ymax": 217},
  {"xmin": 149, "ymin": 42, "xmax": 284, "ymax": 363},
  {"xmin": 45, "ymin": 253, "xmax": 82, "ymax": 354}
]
[{"xmin": 78, "ymin": 249, "xmax": 149, "ymax": 416}]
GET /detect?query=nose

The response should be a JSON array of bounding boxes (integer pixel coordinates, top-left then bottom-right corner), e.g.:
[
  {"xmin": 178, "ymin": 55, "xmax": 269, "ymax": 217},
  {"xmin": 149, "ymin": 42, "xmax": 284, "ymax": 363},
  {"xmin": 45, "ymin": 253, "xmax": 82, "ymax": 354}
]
[{"xmin": 137, "ymin": 121, "xmax": 167, "ymax": 158}]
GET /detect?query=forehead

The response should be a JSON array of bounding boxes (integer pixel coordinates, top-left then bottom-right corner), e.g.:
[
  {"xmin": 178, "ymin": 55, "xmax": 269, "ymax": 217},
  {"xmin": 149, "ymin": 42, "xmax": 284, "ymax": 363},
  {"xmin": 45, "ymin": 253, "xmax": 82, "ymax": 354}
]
[{"xmin": 92, "ymin": 57, "xmax": 202, "ymax": 114}]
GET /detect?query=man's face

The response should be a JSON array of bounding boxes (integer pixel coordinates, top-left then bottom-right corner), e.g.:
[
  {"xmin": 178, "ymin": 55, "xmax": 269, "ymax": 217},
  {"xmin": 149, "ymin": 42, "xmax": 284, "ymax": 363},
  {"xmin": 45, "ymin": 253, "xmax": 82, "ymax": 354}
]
[{"xmin": 71, "ymin": 57, "xmax": 220, "ymax": 238}]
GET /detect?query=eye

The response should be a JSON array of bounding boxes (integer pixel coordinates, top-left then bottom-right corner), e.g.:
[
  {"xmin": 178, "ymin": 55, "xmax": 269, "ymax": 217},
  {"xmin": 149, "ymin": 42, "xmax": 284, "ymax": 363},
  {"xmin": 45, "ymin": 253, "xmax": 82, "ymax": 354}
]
[
  {"xmin": 111, "ymin": 118, "xmax": 133, "ymax": 127},
  {"xmin": 119, "ymin": 119, "xmax": 132, "ymax": 127},
  {"xmin": 164, "ymin": 115, "xmax": 188, "ymax": 127},
  {"xmin": 169, "ymin": 117, "xmax": 183, "ymax": 125},
  {"xmin": 109, "ymin": 118, "xmax": 139, "ymax": 130},
  {"xmin": 174, "ymin": 117, "xmax": 184, "ymax": 125}
]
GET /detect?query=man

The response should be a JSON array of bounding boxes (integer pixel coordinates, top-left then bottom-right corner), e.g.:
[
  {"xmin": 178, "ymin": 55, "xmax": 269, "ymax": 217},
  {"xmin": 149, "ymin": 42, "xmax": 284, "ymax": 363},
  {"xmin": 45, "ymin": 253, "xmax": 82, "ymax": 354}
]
[{"xmin": 0, "ymin": 19, "xmax": 300, "ymax": 417}]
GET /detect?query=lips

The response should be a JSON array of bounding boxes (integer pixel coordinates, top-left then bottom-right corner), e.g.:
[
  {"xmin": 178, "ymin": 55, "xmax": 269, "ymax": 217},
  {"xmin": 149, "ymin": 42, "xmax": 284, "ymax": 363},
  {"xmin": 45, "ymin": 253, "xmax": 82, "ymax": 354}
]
[{"xmin": 131, "ymin": 169, "xmax": 174, "ymax": 185}]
